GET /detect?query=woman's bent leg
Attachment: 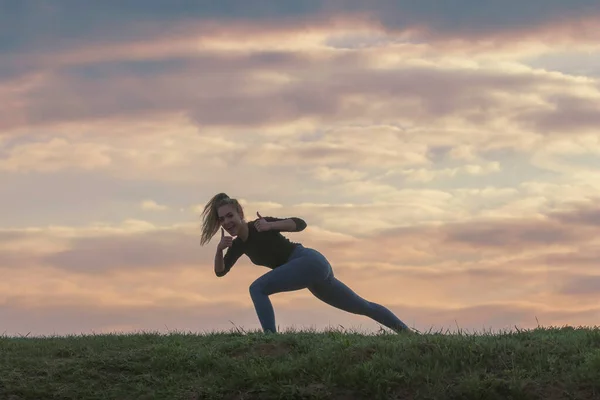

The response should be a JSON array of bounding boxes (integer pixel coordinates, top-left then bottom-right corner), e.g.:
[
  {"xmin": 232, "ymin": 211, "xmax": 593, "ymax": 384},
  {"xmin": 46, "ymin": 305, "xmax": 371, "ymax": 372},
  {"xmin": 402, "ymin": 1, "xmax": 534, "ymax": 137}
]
[{"xmin": 249, "ymin": 247, "xmax": 330, "ymax": 333}]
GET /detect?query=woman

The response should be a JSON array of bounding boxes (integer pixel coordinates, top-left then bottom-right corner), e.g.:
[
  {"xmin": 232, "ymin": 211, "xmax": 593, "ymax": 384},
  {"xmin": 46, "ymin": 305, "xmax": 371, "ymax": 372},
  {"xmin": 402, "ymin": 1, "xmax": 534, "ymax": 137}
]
[{"xmin": 200, "ymin": 193, "xmax": 414, "ymax": 334}]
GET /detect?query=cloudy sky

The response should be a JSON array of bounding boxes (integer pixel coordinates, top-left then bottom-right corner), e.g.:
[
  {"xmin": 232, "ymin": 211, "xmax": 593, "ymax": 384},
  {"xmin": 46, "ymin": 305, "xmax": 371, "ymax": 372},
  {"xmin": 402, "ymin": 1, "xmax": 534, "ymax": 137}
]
[{"xmin": 2, "ymin": 0, "xmax": 600, "ymax": 337}]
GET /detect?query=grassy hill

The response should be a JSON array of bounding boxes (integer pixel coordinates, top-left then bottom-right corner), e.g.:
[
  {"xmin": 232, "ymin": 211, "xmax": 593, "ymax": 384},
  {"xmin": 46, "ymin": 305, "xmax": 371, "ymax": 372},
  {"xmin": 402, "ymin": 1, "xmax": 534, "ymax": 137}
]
[{"xmin": 1, "ymin": 326, "xmax": 599, "ymax": 399}]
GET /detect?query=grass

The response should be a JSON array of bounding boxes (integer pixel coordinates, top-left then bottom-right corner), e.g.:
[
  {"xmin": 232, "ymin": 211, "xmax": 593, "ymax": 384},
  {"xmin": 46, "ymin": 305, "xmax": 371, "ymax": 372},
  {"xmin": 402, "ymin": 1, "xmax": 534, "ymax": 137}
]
[{"xmin": 1, "ymin": 325, "xmax": 600, "ymax": 399}]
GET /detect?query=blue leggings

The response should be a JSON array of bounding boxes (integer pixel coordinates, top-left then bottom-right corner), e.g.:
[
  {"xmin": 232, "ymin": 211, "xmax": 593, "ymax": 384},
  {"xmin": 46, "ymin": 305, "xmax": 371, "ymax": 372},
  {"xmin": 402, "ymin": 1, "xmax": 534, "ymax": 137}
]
[{"xmin": 249, "ymin": 245, "xmax": 410, "ymax": 333}]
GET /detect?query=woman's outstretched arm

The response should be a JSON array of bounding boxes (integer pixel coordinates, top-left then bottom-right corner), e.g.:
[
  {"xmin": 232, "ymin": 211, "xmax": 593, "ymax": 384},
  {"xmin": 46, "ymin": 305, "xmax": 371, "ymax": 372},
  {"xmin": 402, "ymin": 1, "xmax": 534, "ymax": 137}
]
[{"xmin": 265, "ymin": 216, "xmax": 307, "ymax": 232}]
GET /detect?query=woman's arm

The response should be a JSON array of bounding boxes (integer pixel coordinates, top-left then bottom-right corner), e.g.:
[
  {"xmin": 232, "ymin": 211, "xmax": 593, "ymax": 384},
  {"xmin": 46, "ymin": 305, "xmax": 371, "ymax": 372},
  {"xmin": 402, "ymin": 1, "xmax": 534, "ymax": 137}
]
[
  {"xmin": 215, "ymin": 240, "xmax": 243, "ymax": 277},
  {"xmin": 214, "ymin": 248, "xmax": 226, "ymax": 276},
  {"xmin": 266, "ymin": 217, "xmax": 307, "ymax": 232}
]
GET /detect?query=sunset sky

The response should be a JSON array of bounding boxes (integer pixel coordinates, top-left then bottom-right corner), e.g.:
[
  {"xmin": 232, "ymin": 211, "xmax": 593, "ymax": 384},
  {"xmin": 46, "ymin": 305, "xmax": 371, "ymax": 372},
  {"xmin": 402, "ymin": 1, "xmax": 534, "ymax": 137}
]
[{"xmin": 2, "ymin": 1, "xmax": 600, "ymax": 337}]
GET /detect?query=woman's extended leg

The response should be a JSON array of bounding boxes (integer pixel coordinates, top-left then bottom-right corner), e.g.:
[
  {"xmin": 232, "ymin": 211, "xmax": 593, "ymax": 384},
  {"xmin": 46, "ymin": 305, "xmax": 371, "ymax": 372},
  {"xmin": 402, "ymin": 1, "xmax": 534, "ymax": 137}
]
[
  {"xmin": 248, "ymin": 247, "xmax": 330, "ymax": 333},
  {"xmin": 308, "ymin": 271, "xmax": 410, "ymax": 333}
]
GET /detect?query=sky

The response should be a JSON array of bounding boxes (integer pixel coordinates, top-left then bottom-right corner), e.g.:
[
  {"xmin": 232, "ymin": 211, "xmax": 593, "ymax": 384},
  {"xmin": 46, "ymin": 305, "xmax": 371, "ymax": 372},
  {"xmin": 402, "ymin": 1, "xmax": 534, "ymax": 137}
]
[{"xmin": 1, "ymin": 0, "xmax": 600, "ymax": 337}]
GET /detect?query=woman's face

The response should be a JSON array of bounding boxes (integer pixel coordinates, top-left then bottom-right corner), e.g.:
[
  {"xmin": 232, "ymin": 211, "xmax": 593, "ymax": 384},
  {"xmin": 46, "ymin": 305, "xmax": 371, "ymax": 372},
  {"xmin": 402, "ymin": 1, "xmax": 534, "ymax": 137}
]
[{"xmin": 218, "ymin": 204, "xmax": 244, "ymax": 236}]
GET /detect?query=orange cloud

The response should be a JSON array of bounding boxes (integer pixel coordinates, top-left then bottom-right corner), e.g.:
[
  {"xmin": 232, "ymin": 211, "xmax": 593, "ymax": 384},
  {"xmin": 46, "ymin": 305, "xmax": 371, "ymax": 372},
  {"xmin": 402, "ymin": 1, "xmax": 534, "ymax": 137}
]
[
  {"xmin": 2, "ymin": 1, "xmax": 599, "ymax": 337},
  {"xmin": 1, "ymin": 198, "xmax": 599, "ymax": 335}
]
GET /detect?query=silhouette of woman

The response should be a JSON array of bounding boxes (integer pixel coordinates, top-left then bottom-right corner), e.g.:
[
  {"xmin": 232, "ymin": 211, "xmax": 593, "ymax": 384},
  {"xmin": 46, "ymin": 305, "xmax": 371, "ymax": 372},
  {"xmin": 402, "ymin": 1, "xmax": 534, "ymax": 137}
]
[{"xmin": 200, "ymin": 193, "xmax": 414, "ymax": 334}]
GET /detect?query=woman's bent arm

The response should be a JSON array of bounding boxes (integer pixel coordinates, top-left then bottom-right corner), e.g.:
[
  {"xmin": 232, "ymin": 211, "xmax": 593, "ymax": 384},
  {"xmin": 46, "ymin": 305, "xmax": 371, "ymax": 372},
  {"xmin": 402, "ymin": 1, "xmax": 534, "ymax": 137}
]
[{"xmin": 215, "ymin": 248, "xmax": 226, "ymax": 277}]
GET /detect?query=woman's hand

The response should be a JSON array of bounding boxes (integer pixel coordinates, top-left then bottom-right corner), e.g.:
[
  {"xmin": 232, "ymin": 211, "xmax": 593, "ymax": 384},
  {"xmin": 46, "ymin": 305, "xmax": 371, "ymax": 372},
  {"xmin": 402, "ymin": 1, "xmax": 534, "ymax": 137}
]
[
  {"xmin": 254, "ymin": 212, "xmax": 272, "ymax": 232},
  {"xmin": 217, "ymin": 227, "xmax": 233, "ymax": 250}
]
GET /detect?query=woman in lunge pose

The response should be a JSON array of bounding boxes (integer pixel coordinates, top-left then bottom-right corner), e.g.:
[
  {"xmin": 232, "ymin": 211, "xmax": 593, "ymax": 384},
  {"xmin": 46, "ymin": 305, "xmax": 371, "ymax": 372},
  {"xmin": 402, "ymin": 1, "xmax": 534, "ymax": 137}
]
[{"xmin": 200, "ymin": 193, "xmax": 414, "ymax": 334}]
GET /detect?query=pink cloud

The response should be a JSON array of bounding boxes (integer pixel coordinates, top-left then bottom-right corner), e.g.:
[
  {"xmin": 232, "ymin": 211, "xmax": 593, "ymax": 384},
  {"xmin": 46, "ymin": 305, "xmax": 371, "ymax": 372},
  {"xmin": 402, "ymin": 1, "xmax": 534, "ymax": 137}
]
[
  {"xmin": 4, "ymin": 1, "xmax": 600, "ymax": 59},
  {"xmin": 517, "ymin": 93, "xmax": 600, "ymax": 135},
  {"xmin": 2, "ymin": 2, "xmax": 600, "ymax": 338},
  {"xmin": 1, "ymin": 56, "xmax": 585, "ymax": 136},
  {"xmin": 0, "ymin": 198, "xmax": 599, "ymax": 336}
]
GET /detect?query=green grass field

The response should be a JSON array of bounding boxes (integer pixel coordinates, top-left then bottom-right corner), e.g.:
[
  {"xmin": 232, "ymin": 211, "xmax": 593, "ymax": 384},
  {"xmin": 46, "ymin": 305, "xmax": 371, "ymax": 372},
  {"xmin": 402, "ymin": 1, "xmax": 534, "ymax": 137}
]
[{"xmin": 1, "ymin": 325, "xmax": 599, "ymax": 399}]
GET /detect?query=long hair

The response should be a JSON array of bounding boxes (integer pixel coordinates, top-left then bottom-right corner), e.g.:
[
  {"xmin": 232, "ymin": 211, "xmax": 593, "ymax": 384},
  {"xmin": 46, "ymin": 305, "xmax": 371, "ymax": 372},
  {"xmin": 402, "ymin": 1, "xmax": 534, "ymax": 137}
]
[{"xmin": 199, "ymin": 193, "xmax": 244, "ymax": 246}]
